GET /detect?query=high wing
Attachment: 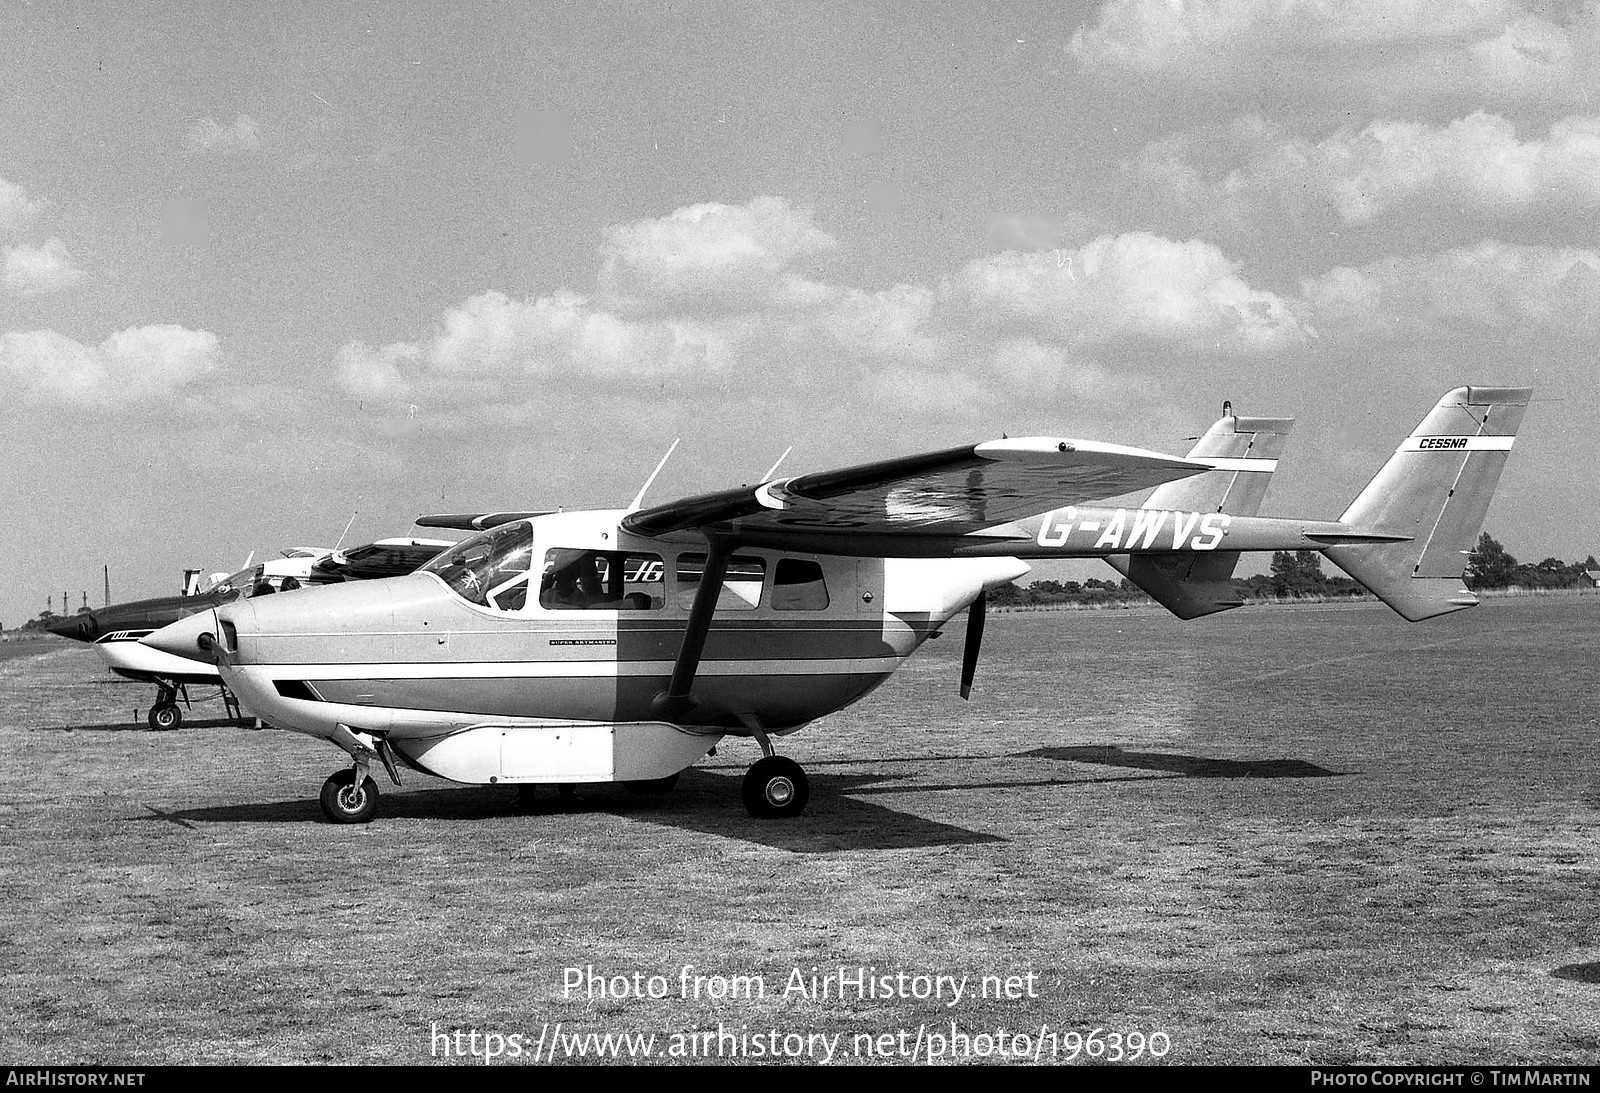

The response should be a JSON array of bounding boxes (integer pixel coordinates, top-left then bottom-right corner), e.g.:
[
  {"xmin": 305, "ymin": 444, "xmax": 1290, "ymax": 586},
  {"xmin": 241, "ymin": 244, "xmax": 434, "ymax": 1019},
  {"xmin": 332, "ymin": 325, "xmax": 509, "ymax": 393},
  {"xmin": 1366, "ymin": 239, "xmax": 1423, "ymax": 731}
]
[
  {"xmin": 311, "ymin": 537, "xmax": 455, "ymax": 580},
  {"xmin": 417, "ymin": 511, "xmax": 556, "ymax": 531},
  {"xmin": 623, "ymin": 437, "xmax": 1211, "ymax": 551}
]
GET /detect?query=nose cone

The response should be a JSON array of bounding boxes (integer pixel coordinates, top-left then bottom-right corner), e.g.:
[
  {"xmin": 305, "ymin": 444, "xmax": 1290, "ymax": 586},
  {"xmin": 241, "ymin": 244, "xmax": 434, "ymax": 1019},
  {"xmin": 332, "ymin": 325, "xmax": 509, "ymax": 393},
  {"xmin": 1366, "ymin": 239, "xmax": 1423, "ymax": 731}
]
[
  {"xmin": 141, "ymin": 610, "xmax": 220, "ymax": 664},
  {"xmin": 48, "ymin": 612, "xmax": 100, "ymax": 642}
]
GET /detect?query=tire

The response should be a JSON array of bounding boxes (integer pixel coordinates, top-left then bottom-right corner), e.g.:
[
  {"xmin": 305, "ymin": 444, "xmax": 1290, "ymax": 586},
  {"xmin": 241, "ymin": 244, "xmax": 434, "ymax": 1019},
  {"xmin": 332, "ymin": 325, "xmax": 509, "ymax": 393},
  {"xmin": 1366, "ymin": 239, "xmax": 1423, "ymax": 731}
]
[
  {"xmin": 148, "ymin": 703, "xmax": 183, "ymax": 731},
  {"xmin": 624, "ymin": 772, "xmax": 680, "ymax": 795},
  {"xmin": 320, "ymin": 769, "xmax": 380, "ymax": 824},
  {"xmin": 741, "ymin": 756, "xmax": 809, "ymax": 819}
]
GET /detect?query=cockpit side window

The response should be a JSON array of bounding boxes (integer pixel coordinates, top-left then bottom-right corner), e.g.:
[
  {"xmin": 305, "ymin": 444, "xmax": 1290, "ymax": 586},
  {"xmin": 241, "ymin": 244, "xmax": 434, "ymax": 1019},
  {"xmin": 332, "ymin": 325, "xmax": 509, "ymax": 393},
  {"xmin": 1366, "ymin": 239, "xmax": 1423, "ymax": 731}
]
[
  {"xmin": 771, "ymin": 558, "xmax": 829, "ymax": 611},
  {"xmin": 539, "ymin": 549, "xmax": 664, "ymax": 610},
  {"xmin": 675, "ymin": 554, "xmax": 765, "ymax": 610},
  {"xmin": 424, "ymin": 523, "xmax": 535, "ymax": 608}
]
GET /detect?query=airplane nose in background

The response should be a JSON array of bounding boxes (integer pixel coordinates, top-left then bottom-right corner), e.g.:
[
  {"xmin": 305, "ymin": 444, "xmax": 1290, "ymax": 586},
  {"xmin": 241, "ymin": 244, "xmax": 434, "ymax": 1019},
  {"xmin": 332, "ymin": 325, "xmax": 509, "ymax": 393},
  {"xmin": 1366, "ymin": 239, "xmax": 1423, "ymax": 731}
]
[
  {"xmin": 140, "ymin": 611, "xmax": 219, "ymax": 663},
  {"xmin": 47, "ymin": 613, "xmax": 99, "ymax": 642}
]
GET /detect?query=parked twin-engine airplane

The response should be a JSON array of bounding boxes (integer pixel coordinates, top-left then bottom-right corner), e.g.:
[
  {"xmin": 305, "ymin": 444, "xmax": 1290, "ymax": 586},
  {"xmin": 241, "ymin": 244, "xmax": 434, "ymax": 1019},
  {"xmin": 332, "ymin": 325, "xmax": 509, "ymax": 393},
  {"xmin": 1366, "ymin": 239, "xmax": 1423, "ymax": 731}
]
[
  {"xmin": 51, "ymin": 539, "xmax": 452, "ymax": 728},
  {"xmin": 143, "ymin": 386, "xmax": 1529, "ymax": 823}
]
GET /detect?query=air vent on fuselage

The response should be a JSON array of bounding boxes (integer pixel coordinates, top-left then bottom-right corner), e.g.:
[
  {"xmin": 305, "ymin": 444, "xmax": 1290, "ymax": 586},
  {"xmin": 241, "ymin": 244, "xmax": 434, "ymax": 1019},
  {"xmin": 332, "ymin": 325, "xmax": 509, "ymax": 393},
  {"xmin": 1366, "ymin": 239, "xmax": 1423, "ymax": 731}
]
[{"xmin": 273, "ymin": 680, "xmax": 323, "ymax": 702}]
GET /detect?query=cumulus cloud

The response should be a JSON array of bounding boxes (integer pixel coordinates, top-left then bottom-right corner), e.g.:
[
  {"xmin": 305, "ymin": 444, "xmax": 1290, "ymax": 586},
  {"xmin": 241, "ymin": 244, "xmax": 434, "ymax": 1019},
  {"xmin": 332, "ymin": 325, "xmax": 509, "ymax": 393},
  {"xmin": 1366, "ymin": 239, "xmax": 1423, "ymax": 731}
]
[
  {"xmin": 947, "ymin": 233, "xmax": 1312, "ymax": 351},
  {"xmin": 1138, "ymin": 112, "xmax": 1600, "ymax": 229},
  {"xmin": 596, "ymin": 196, "xmax": 837, "ymax": 314},
  {"xmin": 1068, "ymin": 0, "xmax": 1600, "ymax": 112},
  {"xmin": 1303, "ymin": 241, "xmax": 1600, "ymax": 340},
  {"xmin": 0, "ymin": 324, "xmax": 222, "ymax": 407},
  {"xmin": 183, "ymin": 114, "xmax": 263, "ymax": 156},
  {"xmin": 0, "ymin": 176, "xmax": 44, "ymax": 238},
  {"xmin": 3, "ymin": 238, "xmax": 86, "ymax": 297},
  {"xmin": 1070, "ymin": 0, "xmax": 1517, "ymax": 73},
  {"xmin": 333, "ymin": 200, "xmax": 1306, "ymax": 422}
]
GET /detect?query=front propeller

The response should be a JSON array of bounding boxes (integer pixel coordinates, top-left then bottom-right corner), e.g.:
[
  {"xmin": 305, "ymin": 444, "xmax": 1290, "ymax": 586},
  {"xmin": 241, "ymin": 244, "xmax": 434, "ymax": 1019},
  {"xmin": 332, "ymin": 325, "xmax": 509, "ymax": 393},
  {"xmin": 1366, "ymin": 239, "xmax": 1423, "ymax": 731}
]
[{"xmin": 959, "ymin": 590, "xmax": 987, "ymax": 700}]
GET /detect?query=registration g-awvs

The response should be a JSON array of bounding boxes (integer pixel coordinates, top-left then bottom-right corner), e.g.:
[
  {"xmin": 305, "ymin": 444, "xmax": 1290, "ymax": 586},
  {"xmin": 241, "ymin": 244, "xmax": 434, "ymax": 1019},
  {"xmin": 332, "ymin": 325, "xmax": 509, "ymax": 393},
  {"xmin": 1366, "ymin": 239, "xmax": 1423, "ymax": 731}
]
[{"xmin": 143, "ymin": 387, "xmax": 1530, "ymax": 823}]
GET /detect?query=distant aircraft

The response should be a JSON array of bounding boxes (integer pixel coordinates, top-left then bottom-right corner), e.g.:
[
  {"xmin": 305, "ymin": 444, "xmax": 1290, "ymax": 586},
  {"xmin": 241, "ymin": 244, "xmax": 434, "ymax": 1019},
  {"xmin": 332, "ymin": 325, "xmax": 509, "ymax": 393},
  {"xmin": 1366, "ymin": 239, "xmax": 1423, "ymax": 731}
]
[
  {"xmin": 142, "ymin": 387, "xmax": 1529, "ymax": 822},
  {"xmin": 51, "ymin": 539, "xmax": 453, "ymax": 729}
]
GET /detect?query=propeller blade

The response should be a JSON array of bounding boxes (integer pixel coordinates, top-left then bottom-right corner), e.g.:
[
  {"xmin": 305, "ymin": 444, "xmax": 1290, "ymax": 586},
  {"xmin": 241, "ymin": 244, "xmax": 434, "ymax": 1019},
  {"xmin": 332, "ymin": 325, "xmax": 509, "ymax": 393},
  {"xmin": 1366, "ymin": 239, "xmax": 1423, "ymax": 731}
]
[{"xmin": 959, "ymin": 590, "xmax": 987, "ymax": 700}]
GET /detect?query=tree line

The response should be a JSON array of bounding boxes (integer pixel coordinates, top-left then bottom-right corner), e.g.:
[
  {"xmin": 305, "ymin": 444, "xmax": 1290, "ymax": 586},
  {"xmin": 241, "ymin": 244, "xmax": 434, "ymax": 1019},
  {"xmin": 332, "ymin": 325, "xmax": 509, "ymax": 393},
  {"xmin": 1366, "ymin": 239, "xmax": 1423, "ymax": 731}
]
[{"xmin": 989, "ymin": 533, "xmax": 1597, "ymax": 608}]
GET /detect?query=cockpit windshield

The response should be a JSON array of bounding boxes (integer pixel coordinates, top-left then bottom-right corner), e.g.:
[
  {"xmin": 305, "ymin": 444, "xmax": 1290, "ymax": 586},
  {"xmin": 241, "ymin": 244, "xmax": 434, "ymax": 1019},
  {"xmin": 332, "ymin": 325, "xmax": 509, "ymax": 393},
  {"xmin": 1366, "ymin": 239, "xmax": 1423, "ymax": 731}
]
[
  {"xmin": 204, "ymin": 565, "xmax": 304, "ymax": 600},
  {"xmin": 421, "ymin": 523, "xmax": 535, "ymax": 608},
  {"xmin": 208, "ymin": 565, "xmax": 261, "ymax": 595}
]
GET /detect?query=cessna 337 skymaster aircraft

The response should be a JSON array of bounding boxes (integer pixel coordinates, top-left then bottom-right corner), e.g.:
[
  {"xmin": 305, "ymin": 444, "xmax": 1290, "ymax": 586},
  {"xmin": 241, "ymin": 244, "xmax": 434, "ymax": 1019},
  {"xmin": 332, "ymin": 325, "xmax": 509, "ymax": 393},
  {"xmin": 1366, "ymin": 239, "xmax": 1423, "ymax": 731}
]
[{"xmin": 143, "ymin": 386, "xmax": 1529, "ymax": 823}]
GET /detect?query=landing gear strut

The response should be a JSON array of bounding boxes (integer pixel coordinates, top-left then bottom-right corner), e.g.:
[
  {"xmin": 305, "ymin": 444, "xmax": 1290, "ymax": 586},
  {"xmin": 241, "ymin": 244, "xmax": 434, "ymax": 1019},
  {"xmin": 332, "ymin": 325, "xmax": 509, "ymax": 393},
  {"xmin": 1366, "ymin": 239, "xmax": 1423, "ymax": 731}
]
[
  {"xmin": 145, "ymin": 680, "xmax": 241, "ymax": 730},
  {"xmin": 737, "ymin": 719, "xmax": 809, "ymax": 818},
  {"xmin": 147, "ymin": 682, "xmax": 184, "ymax": 731},
  {"xmin": 318, "ymin": 724, "xmax": 402, "ymax": 824}
]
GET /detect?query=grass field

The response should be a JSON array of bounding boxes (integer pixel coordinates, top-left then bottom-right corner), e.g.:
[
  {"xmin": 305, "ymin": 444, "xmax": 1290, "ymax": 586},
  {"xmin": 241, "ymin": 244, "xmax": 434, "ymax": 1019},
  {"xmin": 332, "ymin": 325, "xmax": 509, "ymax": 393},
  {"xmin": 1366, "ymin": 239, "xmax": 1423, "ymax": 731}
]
[{"xmin": 2, "ymin": 598, "xmax": 1597, "ymax": 1065}]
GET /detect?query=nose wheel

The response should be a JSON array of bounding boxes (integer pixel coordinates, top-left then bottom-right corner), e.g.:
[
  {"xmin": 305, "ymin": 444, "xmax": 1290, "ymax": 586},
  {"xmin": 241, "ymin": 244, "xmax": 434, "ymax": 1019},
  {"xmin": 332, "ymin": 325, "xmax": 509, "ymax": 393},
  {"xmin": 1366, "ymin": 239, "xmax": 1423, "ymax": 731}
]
[
  {"xmin": 742, "ymin": 755, "xmax": 809, "ymax": 818},
  {"xmin": 320, "ymin": 768, "xmax": 379, "ymax": 824}
]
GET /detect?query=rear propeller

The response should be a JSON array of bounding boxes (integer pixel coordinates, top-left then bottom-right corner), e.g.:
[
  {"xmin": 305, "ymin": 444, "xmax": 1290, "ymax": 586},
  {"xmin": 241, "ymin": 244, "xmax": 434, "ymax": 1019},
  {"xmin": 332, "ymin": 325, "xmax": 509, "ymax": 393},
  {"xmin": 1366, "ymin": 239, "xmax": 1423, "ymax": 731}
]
[{"xmin": 959, "ymin": 590, "xmax": 987, "ymax": 700}]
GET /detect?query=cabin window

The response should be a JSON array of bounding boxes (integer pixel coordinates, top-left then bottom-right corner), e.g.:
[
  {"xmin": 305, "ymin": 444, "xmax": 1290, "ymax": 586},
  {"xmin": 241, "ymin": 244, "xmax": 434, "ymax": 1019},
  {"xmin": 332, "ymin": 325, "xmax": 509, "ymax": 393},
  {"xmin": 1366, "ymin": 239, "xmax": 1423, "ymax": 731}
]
[
  {"xmin": 539, "ymin": 549, "xmax": 664, "ymax": 610},
  {"xmin": 423, "ymin": 523, "xmax": 535, "ymax": 609},
  {"xmin": 675, "ymin": 553, "xmax": 766, "ymax": 610},
  {"xmin": 771, "ymin": 558, "xmax": 830, "ymax": 611}
]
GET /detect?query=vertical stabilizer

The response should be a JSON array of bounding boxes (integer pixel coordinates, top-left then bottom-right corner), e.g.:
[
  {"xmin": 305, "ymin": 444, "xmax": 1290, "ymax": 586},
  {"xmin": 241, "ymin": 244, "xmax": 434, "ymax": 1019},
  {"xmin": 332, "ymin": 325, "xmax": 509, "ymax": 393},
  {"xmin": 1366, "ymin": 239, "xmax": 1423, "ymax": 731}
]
[
  {"xmin": 1322, "ymin": 386, "xmax": 1531, "ymax": 621},
  {"xmin": 1108, "ymin": 411, "xmax": 1294, "ymax": 619}
]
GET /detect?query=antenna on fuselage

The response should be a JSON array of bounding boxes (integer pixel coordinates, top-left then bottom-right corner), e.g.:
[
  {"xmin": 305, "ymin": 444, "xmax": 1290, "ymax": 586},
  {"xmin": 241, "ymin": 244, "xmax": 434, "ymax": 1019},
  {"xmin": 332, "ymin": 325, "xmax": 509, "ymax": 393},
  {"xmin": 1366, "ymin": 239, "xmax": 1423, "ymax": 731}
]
[
  {"xmin": 335, "ymin": 510, "xmax": 359, "ymax": 551},
  {"xmin": 760, "ymin": 446, "xmax": 793, "ymax": 483},
  {"xmin": 628, "ymin": 438, "xmax": 681, "ymax": 513}
]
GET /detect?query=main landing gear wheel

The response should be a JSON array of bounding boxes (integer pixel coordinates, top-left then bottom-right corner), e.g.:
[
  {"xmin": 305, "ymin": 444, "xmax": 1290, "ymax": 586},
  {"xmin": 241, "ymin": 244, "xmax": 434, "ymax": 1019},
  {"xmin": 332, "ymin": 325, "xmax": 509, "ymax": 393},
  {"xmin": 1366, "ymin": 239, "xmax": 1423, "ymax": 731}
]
[
  {"xmin": 320, "ymin": 768, "xmax": 380, "ymax": 824},
  {"xmin": 742, "ymin": 756, "xmax": 809, "ymax": 819},
  {"xmin": 147, "ymin": 703, "xmax": 183, "ymax": 731},
  {"xmin": 624, "ymin": 773, "xmax": 680, "ymax": 795}
]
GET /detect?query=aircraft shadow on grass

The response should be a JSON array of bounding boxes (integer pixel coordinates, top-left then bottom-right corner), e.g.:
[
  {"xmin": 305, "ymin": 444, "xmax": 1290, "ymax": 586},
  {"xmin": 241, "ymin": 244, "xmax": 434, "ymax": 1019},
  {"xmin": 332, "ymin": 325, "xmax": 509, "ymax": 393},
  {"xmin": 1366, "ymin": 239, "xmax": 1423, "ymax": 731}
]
[
  {"xmin": 134, "ymin": 768, "xmax": 1005, "ymax": 853},
  {"xmin": 130, "ymin": 744, "xmax": 1341, "ymax": 850},
  {"xmin": 44, "ymin": 717, "xmax": 253, "ymax": 734},
  {"xmin": 1016, "ymin": 745, "xmax": 1346, "ymax": 780}
]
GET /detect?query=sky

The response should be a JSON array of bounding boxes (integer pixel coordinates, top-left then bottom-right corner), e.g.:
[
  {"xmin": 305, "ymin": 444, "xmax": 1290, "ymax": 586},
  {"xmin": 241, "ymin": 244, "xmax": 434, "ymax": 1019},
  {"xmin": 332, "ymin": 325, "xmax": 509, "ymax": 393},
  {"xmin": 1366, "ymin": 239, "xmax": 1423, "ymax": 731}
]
[{"xmin": 3, "ymin": 0, "xmax": 1597, "ymax": 626}]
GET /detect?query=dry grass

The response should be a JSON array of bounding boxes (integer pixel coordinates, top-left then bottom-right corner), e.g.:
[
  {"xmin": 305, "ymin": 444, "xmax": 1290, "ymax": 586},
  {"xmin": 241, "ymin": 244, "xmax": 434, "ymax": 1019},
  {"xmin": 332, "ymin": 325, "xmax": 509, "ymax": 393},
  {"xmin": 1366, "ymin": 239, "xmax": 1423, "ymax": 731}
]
[{"xmin": 1, "ymin": 599, "xmax": 1597, "ymax": 1065}]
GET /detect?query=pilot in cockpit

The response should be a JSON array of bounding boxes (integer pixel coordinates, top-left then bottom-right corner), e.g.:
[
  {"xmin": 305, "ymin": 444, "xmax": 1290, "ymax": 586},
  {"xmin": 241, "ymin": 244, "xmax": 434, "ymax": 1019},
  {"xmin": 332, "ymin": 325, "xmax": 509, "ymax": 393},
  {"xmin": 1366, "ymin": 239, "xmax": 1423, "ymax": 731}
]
[{"xmin": 541, "ymin": 565, "xmax": 590, "ymax": 609}]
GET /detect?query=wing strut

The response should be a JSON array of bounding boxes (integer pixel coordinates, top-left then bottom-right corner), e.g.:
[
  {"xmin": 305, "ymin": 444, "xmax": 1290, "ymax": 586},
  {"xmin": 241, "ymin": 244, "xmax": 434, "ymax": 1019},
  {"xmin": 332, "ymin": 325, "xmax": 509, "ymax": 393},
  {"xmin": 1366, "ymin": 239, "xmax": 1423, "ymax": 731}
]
[{"xmin": 651, "ymin": 535, "xmax": 731, "ymax": 722}]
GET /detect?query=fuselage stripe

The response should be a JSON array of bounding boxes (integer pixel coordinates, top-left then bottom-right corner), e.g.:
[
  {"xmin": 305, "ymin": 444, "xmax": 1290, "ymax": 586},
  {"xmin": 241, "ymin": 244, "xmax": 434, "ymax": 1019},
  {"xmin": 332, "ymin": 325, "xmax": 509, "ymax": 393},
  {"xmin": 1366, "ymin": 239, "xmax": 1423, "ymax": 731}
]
[{"xmin": 244, "ymin": 656, "xmax": 903, "ymax": 680}]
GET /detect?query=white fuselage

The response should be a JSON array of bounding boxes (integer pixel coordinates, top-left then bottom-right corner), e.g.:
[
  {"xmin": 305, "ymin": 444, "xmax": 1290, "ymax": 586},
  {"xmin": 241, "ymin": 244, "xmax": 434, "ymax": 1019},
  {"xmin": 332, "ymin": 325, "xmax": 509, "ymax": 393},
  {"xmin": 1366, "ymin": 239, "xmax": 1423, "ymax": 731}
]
[{"xmin": 143, "ymin": 511, "xmax": 1028, "ymax": 785}]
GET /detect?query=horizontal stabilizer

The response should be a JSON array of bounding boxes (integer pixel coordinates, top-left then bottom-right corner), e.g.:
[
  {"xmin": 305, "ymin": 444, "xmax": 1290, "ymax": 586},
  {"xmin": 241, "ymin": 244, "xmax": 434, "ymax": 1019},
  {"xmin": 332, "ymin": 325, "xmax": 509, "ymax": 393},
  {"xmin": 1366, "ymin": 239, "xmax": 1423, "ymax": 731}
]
[
  {"xmin": 1108, "ymin": 410, "xmax": 1293, "ymax": 619},
  {"xmin": 1323, "ymin": 386, "xmax": 1530, "ymax": 621}
]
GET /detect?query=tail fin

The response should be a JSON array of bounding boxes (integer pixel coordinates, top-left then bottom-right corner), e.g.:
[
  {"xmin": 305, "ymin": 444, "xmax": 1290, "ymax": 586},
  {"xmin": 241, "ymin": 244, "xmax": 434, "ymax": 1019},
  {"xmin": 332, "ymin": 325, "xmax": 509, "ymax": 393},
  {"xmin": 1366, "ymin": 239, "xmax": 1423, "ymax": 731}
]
[
  {"xmin": 1322, "ymin": 386, "xmax": 1531, "ymax": 621},
  {"xmin": 1108, "ymin": 409, "xmax": 1294, "ymax": 619}
]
